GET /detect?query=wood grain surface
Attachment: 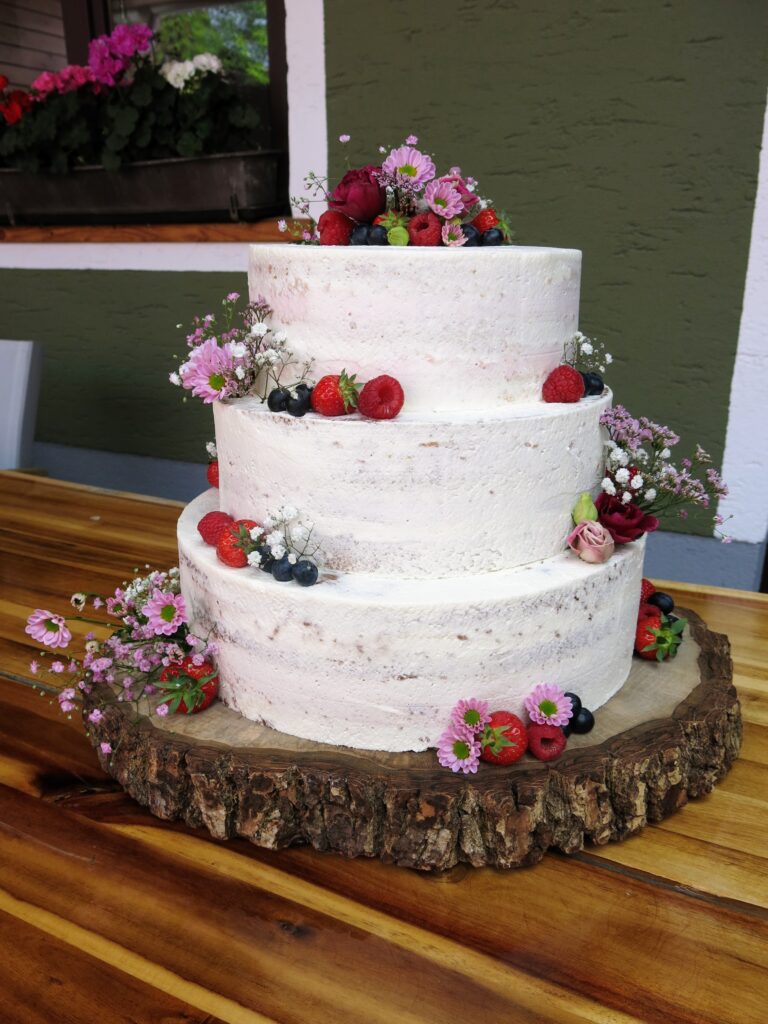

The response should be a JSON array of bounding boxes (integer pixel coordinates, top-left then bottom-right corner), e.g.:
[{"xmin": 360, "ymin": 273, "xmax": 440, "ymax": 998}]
[
  {"xmin": 1, "ymin": 471, "xmax": 767, "ymax": 1023},
  {"xmin": 0, "ymin": 219, "xmax": 305, "ymax": 245}
]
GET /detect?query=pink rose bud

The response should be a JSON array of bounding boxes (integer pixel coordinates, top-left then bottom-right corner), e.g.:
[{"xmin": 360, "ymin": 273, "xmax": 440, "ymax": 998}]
[{"xmin": 566, "ymin": 519, "xmax": 615, "ymax": 564}]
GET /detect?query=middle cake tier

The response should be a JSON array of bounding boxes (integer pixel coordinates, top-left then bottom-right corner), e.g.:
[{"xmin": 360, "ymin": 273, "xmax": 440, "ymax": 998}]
[{"xmin": 214, "ymin": 391, "xmax": 611, "ymax": 579}]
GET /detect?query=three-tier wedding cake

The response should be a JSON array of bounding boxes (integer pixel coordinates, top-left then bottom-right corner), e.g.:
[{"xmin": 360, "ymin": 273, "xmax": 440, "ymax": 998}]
[{"xmin": 177, "ymin": 244, "xmax": 645, "ymax": 751}]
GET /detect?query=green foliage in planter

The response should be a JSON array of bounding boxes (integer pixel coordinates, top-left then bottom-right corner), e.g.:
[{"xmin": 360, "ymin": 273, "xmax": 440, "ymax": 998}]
[{"xmin": 0, "ymin": 61, "xmax": 270, "ymax": 174}]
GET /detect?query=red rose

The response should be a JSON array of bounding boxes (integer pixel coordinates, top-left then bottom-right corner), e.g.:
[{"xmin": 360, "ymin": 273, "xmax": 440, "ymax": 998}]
[
  {"xmin": 0, "ymin": 74, "xmax": 8, "ymax": 92},
  {"xmin": 595, "ymin": 492, "xmax": 659, "ymax": 544},
  {"xmin": 329, "ymin": 165, "xmax": 386, "ymax": 223}
]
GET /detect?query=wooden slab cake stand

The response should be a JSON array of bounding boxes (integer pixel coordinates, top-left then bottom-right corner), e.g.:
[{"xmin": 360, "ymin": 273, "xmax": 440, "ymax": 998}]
[{"xmin": 84, "ymin": 611, "xmax": 741, "ymax": 872}]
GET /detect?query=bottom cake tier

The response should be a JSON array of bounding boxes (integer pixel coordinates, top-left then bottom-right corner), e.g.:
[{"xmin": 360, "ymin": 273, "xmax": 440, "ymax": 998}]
[{"xmin": 178, "ymin": 490, "xmax": 646, "ymax": 752}]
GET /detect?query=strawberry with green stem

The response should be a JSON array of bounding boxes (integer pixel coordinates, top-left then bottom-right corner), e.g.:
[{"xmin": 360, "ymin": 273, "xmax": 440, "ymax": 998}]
[
  {"xmin": 158, "ymin": 656, "xmax": 219, "ymax": 714},
  {"xmin": 635, "ymin": 614, "xmax": 687, "ymax": 662}
]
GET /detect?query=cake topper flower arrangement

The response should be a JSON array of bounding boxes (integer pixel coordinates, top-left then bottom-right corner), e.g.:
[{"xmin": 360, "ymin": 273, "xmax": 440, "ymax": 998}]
[
  {"xmin": 280, "ymin": 133, "xmax": 514, "ymax": 248},
  {"xmin": 24, "ymin": 568, "xmax": 221, "ymax": 759}
]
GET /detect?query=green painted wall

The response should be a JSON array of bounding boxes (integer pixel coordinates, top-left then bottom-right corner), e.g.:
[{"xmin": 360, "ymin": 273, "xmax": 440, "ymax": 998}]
[
  {"xmin": 1, "ymin": 269, "xmax": 246, "ymax": 462},
  {"xmin": 325, "ymin": 0, "xmax": 768, "ymax": 534}
]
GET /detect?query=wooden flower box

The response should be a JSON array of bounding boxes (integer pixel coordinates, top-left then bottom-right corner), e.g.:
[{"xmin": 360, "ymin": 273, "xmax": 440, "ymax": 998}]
[{"xmin": 0, "ymin": 149, "xmax": 285, "ymax": 225}]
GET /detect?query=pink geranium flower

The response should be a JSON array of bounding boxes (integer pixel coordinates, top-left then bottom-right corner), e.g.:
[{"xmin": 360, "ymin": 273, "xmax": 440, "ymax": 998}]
[
  {"xmin": 436, "ymin": 726, "xmax": 480, "ymax": 774},
  {"xmin": 524, "ymin": 684, "xmax": 573, "ymax": 727},
  {"xmin": 143, "ymin": 589, "xmax": 187, "ymax": 636},
  {"xmin": 25, "ymin": 609, "xmax": 72, "ymax": 649},
  {"xmin": 424, "ymin": 179, "xmax": 464, "ymax": 219},
  {"xmin": 380, "ymin": 145, "xmax": 435, "ymax": 189},
  {"xmin": 179, "ymin": 338, "xmax": 238, "ymax": 403}
]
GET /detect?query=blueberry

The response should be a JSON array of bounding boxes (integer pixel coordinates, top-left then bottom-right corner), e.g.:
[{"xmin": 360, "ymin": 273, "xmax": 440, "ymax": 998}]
[
  {"xmin": 350, "ymin": 223, "xmax": 371, "ymax": 245},
  {"xmin": 647, "ymin": 591, "xmax": 675, "ymax": 615},
  {"xmin": 368, "ymin": 225, "xmax": 389, "ymax": 245},
  {"xmin": 271, "ymin": 555, "xmax": 294, "ymax": 582},
  {"xmin": 481, "ymin": 227, "xmax": 504, "ymax": 246},
  {"xmin": 570, "ymin": 707, "xmax": 595, "ymax": 734},
  {"xmin": 287, "ymin": 390, "xmax": 311, "ymax": 417},
  {"xmin": 292, "ymin": 560, "xmax": 319, "ymax": 586},
  {"xmin": 256, "ymin": 545, "xmax": 274, "ymax": 572},
  {"xmin": 562, "ymin": 724, "xmax": 572, "ymax": 738},
  {"xmin": 294, "ymin": 382, "xmax": 312, "ymax": 396},
  {"xmin": 581, "ymin": 371, "xmax": 605, "ymax": 397},
  {"xmin": 564, "ymin": 691, "xmax": 582, "ymax": 718},
  {"xmin": 461, "ymin": 224, "xmax": 480, "ymax": 246},
  {"xmin": 267, "ymin": 388, "xmax": 290, "ymax": 412}
]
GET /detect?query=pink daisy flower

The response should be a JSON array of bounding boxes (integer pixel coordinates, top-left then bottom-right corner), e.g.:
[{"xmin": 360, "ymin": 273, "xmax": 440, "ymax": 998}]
[
  {"xmin": 450, "ymin": 698, "xmax": 491, "ymax": 734},
  {"xmin": 424, "ymin": 179, "xmax": 464, "ymax": 219},
  {"xmin": 143, "ymin": 589, "xmax": 187, "ymax": 636},
  {"xmin": 179, "ymin": 338, "xmax": 238, "ymax": 404},
  {"xmin": 381, "ymin": 145, "xmax": 435, "ymax": 189},
  {"xmin": 524, "ymin": 684, "xmax": 573, "ymax": 726},
  {"xmin": 441, "ymin": 223, "xmax": 467, "ymax": 247},
  {"xmin": 25, "ymin": 609, "xmax": 72, "ymax": 649},
  {"xmin": 436, "ymin": 726, "xmax": 480, "ymax": 774}
]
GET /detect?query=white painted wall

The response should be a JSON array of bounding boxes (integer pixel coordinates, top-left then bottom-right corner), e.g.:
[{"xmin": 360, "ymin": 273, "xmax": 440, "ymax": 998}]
[
  {"xmin": 285, "ymin": 0, "xmax": 328, "ymax": 216},
  {"xmin": 720, "ymin": 89, "xmax": 768, "ymax": 545}
]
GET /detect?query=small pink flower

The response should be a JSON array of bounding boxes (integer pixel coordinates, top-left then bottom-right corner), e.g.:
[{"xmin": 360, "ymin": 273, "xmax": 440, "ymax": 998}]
[
  {"xmin": 60, "ymin": 700, "xmax": 76, "ymax": 713},
  {"xmin": 226, "ymin": 292, "xmax": 240, "ymax": 302},
  {"xmin": 524, "ymin": 684, "xmax": 573, "ymax": 727},
  {"xmin": 424, "ymin": 179, "xmax": 464, "ymax": 219},
  {"xmin": 450, "ymin": 698, "xmax": 491, "ymax": 734},
  {"xmin": 29, "ymin": 660, "xmax": 39, "ymax": 674},
  {"xmin": 436, "ymin": 726, "xmax": 480, "ymax": 774},
  {"xmin": 100, "ymin": 742, "xmax": 112, "ymax": 755},
  {"xmin": 441, "ymin": 223, "xmax": 467, "ymax": 247},
  {"xmin": 25, "ymin": 609, "xmax": 72, "ymax": 649},
  {"xmin": 92, "ymin": 597, "xmax": 103, "ymax": 609},
  {"xmin": 405, "ymin": 134, "xmax": 418, "ymax": 145},
  {"xmin": 88, "ymin": 708, "xmax": 104, "ymax": 723},
  {"xmin": 566, "ymin": 520, "xmax": 615, "ymax": 564},
  {"xmin": 50, "ymin": 661, "xmax": 65, "ymax": 673},
  {"xmin": 339, "ymin": 133, "xmax": 350, "ymax": 143},
  {"xmin": 156, "ymin": 703, "xmax": 170, "ymax": 718},
  {"xmin": 143, "ymin": 590, "xmax": 186, "ymax": 636}
]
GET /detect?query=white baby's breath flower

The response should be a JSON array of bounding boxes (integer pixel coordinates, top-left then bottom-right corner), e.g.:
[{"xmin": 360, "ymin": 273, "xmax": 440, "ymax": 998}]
[
  {"xmin": 601, "ymin": 478, "xmax": 616, "ymax": 495},
  {"xmin": 291, "ymin": 524, "xmax": 310, "ymax": 543},
  {"xmin": 615, "ymin": 467, "xmax": 630, "ymax": 484},
  {"xmin": 581, "ymin": 341, "xmax": 593, "ymax": 355},
  {"xmin": 644, "ymin": 488, "xmax": 657, "ymax": 501},
  {"xmin": 270, "ymin": 544, "xmax": 286, "ymax": 559},
  {"xmin": 231, "ymin": 342, "xmax": 247, "ymax": 357},
  {"xmin": 621, "ymin": 490, "xmax": 632, "ymax": 504},
  {"xmin": 281, "ymin": 505, "xmax": 298, "ymax": 521},
  {"xmin": 234, "ymin": 365, "xmax": 245, "ymax": 379},
  {"xmin": 249, "ymin": 526, "xmax": 264, "ymax": 540},
  {"xmin": 266, "ymin": 530, "xmax": 284, "ymax": 547},
  {"xmin": 205, "ymin": 441, "xmax": 217, "ymax": 458},
  {"xmin": 250, "ymin": 322, "xmax": 269, "ymax": 338},
  {"xmin": 263, "ymin": 515, "xmax": 274, "ymax": 528},
  {"xmin": 660, "ymin": 448, "xmax": 671, "ymax": 459},
  {"xmin": 169, "ymin": 371, "xmax": 182, "ymax": 386},
  {"xmin": 630, "ymin": 475, "xmax": 644, "ymax": 489},
  {"xmin": 287, "ymin": 553, "xmax": 298, "ymax": 565},
  {"xmin": 247, "ymin": 551, "xmax": 262, "ymax": 567},
  {"xmin": 272, "ymin": 331, "xmax": 287, "ymax": 344},
  {"xmin": 605, "ymin": 353, "xmax": 613, "ymax": 364}
]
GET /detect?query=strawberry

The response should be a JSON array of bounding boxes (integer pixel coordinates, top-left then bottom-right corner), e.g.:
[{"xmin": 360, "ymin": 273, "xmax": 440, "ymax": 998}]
[
  {"xmin": 216, "ymin": 518, "xmax": 260, "ymax": 568},
  {"xmin": 479, "ymin": 711, "xmax": 528, "ymax": 765},
  {"xmin": 310, "ymin": 370, "xmax": 360, "ymax": 416},
  {"xmin": 207, "ymin": 460, "xmax": 219, "ymax": 488},
  {"xmin": 635, "ymin": 614, "xmax": 687, "ymax": 662},
  {"xmin": 542, "ymin": 365, "xmax": 585, "ymax": 403},
  {"xmin": 527, "ymin": 723, "xmax": 568, "ymax": 761},
  {"xmin": 471, "ymin": 208, "xmax": 499, "ymax": 233},
  {"xmin": 318, "ymin": 210, "xmax": 353, "ymax": 246},
  {"xmin": 640, "ymin": 578, "xmax": 656, "ymax": 603},
  {"xmin": 407, "ymin": 212, "xmax": 442, "ymax": 246},
  {"xmin": 197, "ymin": 510, "xmax": 234, "ymax": 546},
  {"xmin": 358, "ymin": 375, "xmax": 405, "ymax": 419},
  {"xmin": 158, "ymin": 655, "xmax": 219, "ymax": 714}
]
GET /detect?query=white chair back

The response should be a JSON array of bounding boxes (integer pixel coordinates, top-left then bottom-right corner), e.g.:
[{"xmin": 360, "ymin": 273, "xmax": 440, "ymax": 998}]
[{"xmin": 0, "ymin": 339, "xmax": 42, "ymax": 469}]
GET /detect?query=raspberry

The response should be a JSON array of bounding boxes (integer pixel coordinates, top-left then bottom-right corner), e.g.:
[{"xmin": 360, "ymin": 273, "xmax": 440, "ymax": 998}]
[
  {"xmin": 471, "ymin": 208, "xmax": 499, "ymax": 233},
  {"xmin": 358, "ymin": 375, "xmax": 405, "ymax": 419},
  {"xmin": 638, "ymin": 602, "xmax": 662, "ymax": 624},
  {"xmin": 197, "ymin": 510, "xmax": 234, "ymax": 546},
  {"xmin": 527, "ymin": 723, "xmax": 567, "ymax": 761},
  {"xmin": 207, "ymin": 460, "xmax": 219, "ymax": 488},
  {"xmin": 542, "ymin": 365, "xmax": 585, "ymax": 403},
  {"xmin": 407, "ymin": 212, "xmax": 442, "ymax": 246},
  {"xmin": 640, "ymin": 578, "xmax": 656, "ymax": 603},
  {"xmin": 318, "ymin": 210, "xmax": 353, "ymax": 246}
]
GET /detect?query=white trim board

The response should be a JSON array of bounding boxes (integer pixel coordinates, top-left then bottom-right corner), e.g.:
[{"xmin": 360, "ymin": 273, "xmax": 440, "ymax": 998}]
[
  {"xmin": 720, "ymin": 88, "xmax": 768, "ymax": 545},
  {"xmin": 285, "ymin": 0, "xmax": 327, "ymax": 216},
  {"xmin": 0, "ymin": 243, "xmax": 249, "ymax": 272}
]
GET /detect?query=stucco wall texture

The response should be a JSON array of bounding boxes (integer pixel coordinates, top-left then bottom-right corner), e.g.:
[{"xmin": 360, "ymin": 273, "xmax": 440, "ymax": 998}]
[
  {"xmin": 326, "ymin": 0, "xmax": 768, "ymax": 533},
  {"xmin": 0, "ymin": 270, "xmax": 246, "ymax": 463}
]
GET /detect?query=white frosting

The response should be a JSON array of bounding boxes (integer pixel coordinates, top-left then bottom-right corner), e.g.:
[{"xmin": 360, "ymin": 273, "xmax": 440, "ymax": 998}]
[
  {"xmin": 248, "ymin": 244, "xmax": 581, "ymax": 411},
  {"xmin": 179, "ymin": 491, "xmax": 645, "ymax": 752},
  {"xmin": 215, "ymin": 391, "xmax": 612, "ymax": 578}
]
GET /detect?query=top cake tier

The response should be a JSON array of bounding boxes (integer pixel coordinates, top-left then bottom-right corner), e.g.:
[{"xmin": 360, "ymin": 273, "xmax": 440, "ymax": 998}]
[{"xmin": 248, "ymin": 244, "xmax": 581, "ymax": 411}]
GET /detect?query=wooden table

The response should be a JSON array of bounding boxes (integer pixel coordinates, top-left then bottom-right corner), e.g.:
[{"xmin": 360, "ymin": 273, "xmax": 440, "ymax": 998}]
[{"xmin": 1, "ymin": 471, "xmax": 766, "ymax": 1024}]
